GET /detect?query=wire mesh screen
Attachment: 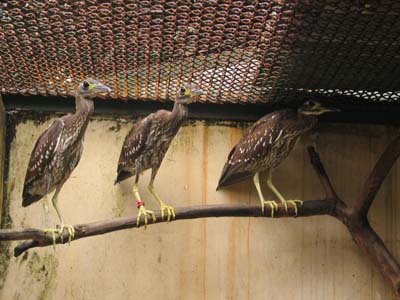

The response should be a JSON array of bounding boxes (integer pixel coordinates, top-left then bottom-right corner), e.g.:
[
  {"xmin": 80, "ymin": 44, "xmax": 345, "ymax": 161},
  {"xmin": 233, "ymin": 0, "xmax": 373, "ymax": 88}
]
[{"xmin": 1, "ymin": 1, "xmax": 400, "ymax": 104}]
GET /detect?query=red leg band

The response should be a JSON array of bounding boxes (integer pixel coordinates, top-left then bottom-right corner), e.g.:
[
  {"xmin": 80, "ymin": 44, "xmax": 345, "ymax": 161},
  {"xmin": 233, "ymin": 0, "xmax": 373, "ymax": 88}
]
[{"xmin": 136, "ymin": 201, "xmax": 145, "ymax": 208}]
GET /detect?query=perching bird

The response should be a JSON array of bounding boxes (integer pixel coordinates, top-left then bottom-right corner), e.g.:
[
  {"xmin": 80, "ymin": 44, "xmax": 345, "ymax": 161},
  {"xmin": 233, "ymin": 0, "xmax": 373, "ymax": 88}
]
[
  {"xmin": 217, "ymin": 101, "xmax": 338, "ymax": 217},
  {"xmin": 22, "ymin": 78, "xmax": 111, "ymax": 243},
  {"xmin": 115, "ymin": 84, "xmax": 204, "ymax": 226}
]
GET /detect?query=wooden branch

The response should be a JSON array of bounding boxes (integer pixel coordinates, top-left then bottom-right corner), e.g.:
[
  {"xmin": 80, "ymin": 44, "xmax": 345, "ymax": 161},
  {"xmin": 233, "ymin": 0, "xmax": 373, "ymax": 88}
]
[
  {"xmin": 344, "ymin": 220, "xmax": 400, "ymax": 297},
  {"xmin": 0, "ymin": 200, "xmax": 333, "ymax": 257},
  {"xmin": 307, "ymin": 144, "xmax": 400, "ymax": 299},
  {"xmin": 307, "ymin": 146, "xmax": 339, "ymax": 201},
  {"xmin": 353, "ymin": 135, "xmax": 400, "ymax": 220}
]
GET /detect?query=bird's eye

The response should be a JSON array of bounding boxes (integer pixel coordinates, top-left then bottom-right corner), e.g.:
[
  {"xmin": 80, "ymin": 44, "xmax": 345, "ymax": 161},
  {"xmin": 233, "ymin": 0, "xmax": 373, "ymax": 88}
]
[
  {"xmin": 83, "ymin": 81, "xmax": 90, "ymax": 89},
  {"xmin": 180, "ymin": 87, "xmax": 186, "ymax": 94}
]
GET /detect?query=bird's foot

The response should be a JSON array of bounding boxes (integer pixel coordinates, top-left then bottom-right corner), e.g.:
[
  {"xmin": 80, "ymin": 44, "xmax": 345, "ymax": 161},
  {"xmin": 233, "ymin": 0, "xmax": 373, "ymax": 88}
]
[
  {"xmin": 261, "ymin": 200, "xmax": 279, "ymax": 217},
  {"xmin": 56, "ymin": 224, "xmax": 75, "ymax": 245},
  {"xmin": 284, "ymin": 200, "xmax": 303, "ymax": 216},
  {"xmin": 136, "ymin": 202, "xmax": 156, "ymax": 227},
  {"xmin": 159, "ymin": 202, "xmax": 175, "ymax": 222},
  {"xmin": 43, "ymin": 228, "xmax": 58, "ymax": 250}
]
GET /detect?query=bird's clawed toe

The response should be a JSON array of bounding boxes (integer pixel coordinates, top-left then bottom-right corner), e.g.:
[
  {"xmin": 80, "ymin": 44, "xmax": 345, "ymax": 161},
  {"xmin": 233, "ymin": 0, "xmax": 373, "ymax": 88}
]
[
  {"xmin": 160, "ymin": 203, "xmax": 175, "ymax": 222},
  {"xmin": 43, "ymin": 224, "xmax": 75, "ymax": 248},
  {"xmin": 43, "ymin": 228, "xmax": 58, "ymax": 250},
  {"xmin": 286, "ymin": 200, "xmax": 303, "ymax": 216},
  {"xmin": 57, "ymin": 224, "xmax": 75, "ymax": 245},
  {"xmin": 260, "ymin": 199, "xmax": 303, "ymax": 217},
  {"xmin": 136, "ymin": 205, "xmax": 156, "ymax": 228},
  {"xmin": 261, "ymin": 200, "xmax": 279, "ymax": 217}
]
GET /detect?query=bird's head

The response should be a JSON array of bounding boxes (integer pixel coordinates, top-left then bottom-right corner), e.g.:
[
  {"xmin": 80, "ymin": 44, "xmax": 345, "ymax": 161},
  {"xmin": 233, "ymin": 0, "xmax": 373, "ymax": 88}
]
[
  {"xmin": 175, "ymin": 84, "xmax": 205, "ymax": 104},
  {"xmin": 298, "ymin": 100, "xmax": 340, "ymax": 115},
  {"xmin": 76, "ymin": 78, "xmax": 112, "ymax": 98}
]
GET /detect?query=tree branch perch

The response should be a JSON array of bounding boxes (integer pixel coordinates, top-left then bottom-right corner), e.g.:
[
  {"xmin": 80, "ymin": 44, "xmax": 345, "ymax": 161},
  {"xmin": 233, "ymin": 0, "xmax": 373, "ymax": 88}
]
[
  {"xmin": 307, "ymin": 146, "xmax": 340, "ymax": 201},
  {"xmin": 306, "ymin": 139, "xmax": 400, "ymax": 299},
  {"xmin": 353, "ymin": 135, "xmax": 400, "ymax": 220},
  {"xmin": 0, "ymin": 200, "xmax": 333, "ymax": 257}
]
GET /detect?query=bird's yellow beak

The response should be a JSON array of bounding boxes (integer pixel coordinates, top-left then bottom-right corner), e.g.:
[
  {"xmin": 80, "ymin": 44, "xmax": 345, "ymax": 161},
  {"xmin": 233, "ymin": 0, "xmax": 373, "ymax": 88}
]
[
  {"xmin": 190, "ymin": 88, "xmax": 205, "ymax": 96},
  {"xmin": 93, "ymin": 83, "xmax": 112, "ymax": 95},
  {"xmin": 320, "ymin": 107, "xmax": 340, "ymax": 113}
]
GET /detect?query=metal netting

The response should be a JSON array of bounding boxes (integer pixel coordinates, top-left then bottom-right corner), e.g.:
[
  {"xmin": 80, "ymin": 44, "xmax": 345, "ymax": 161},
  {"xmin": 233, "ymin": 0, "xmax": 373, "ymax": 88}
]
[{"xmin": 1, "ymin": 0, "xmax": 400, "ymax": 104}]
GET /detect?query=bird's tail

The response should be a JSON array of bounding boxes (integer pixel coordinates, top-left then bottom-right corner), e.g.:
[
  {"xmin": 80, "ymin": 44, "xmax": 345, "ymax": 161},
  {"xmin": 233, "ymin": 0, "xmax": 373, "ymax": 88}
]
[
  {"xmin": 216, "ymin": 171, "xmax": 254, "ymax": 190},
  {"xmin": 114, "ymin": 170, "xmax": 134, "ymax": 185},
  {"xmin": 216, "ymin": 161, "xmax": 254, "ymax": 190},
  {"xmin": 22, "ymin": 189, "xmax": 42, "ymax": 207}
]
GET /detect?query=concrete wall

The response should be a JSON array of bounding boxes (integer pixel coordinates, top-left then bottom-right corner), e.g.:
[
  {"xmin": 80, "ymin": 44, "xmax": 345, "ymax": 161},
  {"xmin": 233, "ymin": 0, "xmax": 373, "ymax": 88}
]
[{"xmin": 1, "ymin": 115, "xmax": 400, "ymax": 300}]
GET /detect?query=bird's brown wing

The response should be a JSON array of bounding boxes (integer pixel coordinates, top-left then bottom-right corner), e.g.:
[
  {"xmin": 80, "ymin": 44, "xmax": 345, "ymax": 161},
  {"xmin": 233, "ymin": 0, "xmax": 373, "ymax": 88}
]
[
  {"xmin": 115, "ymin": 116, "xmax": 152, "ymax": 183},
  {"xmin": 217, "ymin": 110, "xmax": 297, "ymax": 189},
  {"xmin": 216, "ymin": 144, "xmax": 254, "ymax": 190},
  {"xmin": 22, "ymin": 119, "xmax": 65, "ymax": 206},
  {"xmin": 242, "ymin": 110, "xmax": 294, "ymax": 138},
  {"xmin": 115, "ymin": 110, "xmax": 170, "ymax": 183}
]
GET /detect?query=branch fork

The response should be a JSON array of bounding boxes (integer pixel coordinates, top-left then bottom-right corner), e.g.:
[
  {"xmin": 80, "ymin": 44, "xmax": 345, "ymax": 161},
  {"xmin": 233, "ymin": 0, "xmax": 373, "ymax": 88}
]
[
  {"xmin": 307, "ymin": 138, "xmax": 400, "ymax": 299},
  {"xmin": 1, "ymin": 137, "xmax": 400, "ymax": 297}
]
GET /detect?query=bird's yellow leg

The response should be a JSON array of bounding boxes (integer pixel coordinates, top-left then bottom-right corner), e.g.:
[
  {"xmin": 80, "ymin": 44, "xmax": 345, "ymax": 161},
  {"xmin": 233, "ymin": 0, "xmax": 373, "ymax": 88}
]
[
  {"xmin": 253, "ymin": 173, "xmax": 278, "ymax": 217},
  {"xmin": 52, "ymin": 189, "xmax": 75, "ymax": 245},
  {"xmin": 133, "ymin": 183, "xmax": 156, "ymax": 227},
  {"xmin": 266, "ymin": 171, "xmax": 303, "ymax": 216},
  {"xmin": 41, "ymin": 196, "xmax": 57, "ymax": 249},
  {"xmin": 148, "ymin": 184, "xmax": 175, "ymax": 222},
  {"xmin": 43, "ymin": 196, "xmax": 50, "ymax": 227}
]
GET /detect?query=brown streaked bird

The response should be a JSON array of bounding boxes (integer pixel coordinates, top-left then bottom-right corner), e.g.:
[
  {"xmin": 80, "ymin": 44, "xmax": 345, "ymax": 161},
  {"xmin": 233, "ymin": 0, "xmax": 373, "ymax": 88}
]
[
  {"xmin": 217, "ymin": 101, "xmax": 339, "ymax": 217},
  {"xmin": 115, "ymin": 84, "xmax": 204, "ymax": 226},
  {"xmin": 23, "ymin": 78, "xmax": 111, "ymax": 244}
]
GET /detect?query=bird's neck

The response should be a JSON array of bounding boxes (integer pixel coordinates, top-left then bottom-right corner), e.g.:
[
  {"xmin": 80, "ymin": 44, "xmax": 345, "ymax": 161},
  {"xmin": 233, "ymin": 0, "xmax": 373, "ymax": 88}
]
[
  {"xmin": 298, "ymin": 112, "xmax": 318, "ymax": 130},
  {"xmin": 72, "ymin": 94, "xmax": 94, "ymax": 138},
  {"xmin": 75, "ymin": 94, "xmax": 94, "ymax": 115},
  {"xmin": 171, "ymin": 101, "xmax": 189, "ymax": 122}
]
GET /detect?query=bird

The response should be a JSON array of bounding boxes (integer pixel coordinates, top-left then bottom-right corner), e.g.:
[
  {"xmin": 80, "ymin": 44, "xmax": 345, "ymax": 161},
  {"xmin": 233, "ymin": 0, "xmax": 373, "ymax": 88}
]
[
  {"xmin": 217, "ymin": 100, "xmax": 339, "ymax": 217},
  {"xmin": 115, "ymin": 83, "xmax": 204, "ymax": 226},
  {"xmin": 22, "ymin": 78, "xmax": 111, "ymax": 244}
]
